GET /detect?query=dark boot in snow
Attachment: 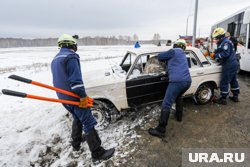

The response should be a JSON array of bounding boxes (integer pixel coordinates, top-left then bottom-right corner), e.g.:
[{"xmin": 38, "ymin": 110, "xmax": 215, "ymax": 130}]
[
  {"xmin": 72, "ymin": 145, "xmax": 80, "ymax": 151},
  {"xmin": 175, "ymin": 97, "xmax": 183, "ymax": 122},
  {"xmin": 71, "ymin": 118, "xmax": 85, "ymax": 151},
  {"xmin": 72, "ymin": 134, "xmax": 86, "ymax": 151},
  {"xmin": 148, "ymin": 124, "xmax": 166, "ymax": 137},
  {"xmin": 213, "ymin": 97, "xmax": 227, "ymax": 105},
  {"xmin": 148, "ymin": 108, "xmax": 170, "ymax": 138},
  {"xmin": 85, "ymin": 128, "xmax": 115, "ymax": 163},
  {"xmin": 92, "ymin": 147, "xmax": 115, "ymax": 163},
  {"xmin": 175, "ymin": 110, "xmax": 183, "ymax": 122},
  {"xmin": 82, "ymin": 133, "xmax": 86, "ymax": 142},
  {"xmin": 229, "ymin": 96, "xmax": 239, "ymax": 102}
]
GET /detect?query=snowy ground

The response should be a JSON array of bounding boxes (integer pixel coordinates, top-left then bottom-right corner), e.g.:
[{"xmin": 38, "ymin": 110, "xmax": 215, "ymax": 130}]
[{"xmin": 0, "ymin": 45, "xmax": 158, "ymax": 167}]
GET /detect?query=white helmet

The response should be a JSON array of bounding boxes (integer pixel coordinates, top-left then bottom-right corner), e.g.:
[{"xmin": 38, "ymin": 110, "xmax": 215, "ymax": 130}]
[
  {"xmin": 174, "ymin": 39, "xmax": 187, "ymax": 50},
  {"xmin": 58, "ymin": 34, "xmax": 77, "ymax": 47}
]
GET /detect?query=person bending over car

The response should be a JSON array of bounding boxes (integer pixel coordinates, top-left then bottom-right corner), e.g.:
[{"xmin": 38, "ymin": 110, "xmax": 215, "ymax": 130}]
[
  {"xmin": 51, "ymin": 34, "xmax": 115, "ymax": 162},
  {"xmin": 148, "ymin": 39, "xmax": 192, "ymax": 138}
]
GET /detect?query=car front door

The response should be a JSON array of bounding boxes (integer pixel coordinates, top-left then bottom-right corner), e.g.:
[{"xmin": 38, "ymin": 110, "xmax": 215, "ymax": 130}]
[
  {"xmin": 185, "ymin": 50, "xmax": 206, "ymax": 94},
  {"xmin": 125, "ymin": 53, "xmax": 168, "ymax": 107}
]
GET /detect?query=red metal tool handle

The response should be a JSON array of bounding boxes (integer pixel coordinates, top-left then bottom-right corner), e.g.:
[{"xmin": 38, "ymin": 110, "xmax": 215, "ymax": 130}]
[
  {"xmin": 9, "ymin": 75, "xmax": 80, "ymax": 98},
  {"xmin": 8, "ymin": 75, "xmax": 94, "ymax": 103},
  {"xmin": 2, "ymin": 89, "xmax": 80, "ymax": 106}
]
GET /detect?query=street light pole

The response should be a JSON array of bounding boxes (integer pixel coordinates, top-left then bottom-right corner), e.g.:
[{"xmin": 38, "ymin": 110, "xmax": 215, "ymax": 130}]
[
  {"xmin": 186, "ymin": 15, "xmax": 193, "ymax": 36},
  {"xmin": 199, "ymin": 27, "xmax": 200, "ymax": 38},
  {"xmin": 192, "ymin": 0, "xmax": 199, "ymax": 47}
]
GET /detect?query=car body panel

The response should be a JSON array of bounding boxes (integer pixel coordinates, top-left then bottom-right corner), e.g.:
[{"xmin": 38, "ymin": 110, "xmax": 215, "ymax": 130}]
[
  {"xmin": 83, "ymin": 68, "xmax": 128, "ymax": 110},
  {"xmin": 84, "ymin": 46, "xmax": 222, "ymax": 111},
  {"xmin": 126, "ymin": 74, "xmax": 168, "ymax": 107}
]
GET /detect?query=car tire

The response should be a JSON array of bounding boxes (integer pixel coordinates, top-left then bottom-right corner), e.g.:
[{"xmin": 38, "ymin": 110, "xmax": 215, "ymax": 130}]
[
  {"xmin": 194, "ymin": 83, "xmax": 214, "ymax": 105},
  {"xmin": 91, "ymin": 100, "xmax": 118, "ymax": 129}
]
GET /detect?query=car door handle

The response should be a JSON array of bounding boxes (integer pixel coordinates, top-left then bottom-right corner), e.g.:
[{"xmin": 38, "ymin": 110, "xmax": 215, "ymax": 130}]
[
  {"xmin": 197, "ymin": 72, "xmax": 204, "ymax": 75},
  {"xmin": 161, "ymin": 77, "xmax": 168, "ymax": 81}
]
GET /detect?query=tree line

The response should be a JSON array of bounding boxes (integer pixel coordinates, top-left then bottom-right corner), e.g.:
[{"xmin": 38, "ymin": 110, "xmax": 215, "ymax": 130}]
[{"xmin": 0, "ymin": 34, "xmax": 167, "ymax": 48}]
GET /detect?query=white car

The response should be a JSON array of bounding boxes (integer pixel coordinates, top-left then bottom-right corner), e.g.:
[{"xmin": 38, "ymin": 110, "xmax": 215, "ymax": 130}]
[{"xmin": 83, "ymin": 46, "xmax": 222, "ymax": 127}]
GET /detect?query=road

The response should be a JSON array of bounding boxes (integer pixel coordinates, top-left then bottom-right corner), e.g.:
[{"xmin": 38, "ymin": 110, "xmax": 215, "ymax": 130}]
[{"xmin": 117, "ymin": 72, "xmax": 250, "ymax": 167}]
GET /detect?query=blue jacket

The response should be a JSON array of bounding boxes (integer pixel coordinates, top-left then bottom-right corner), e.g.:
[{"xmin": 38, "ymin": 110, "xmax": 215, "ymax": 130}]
[
  {"xmin": 215, "ymin": 37, "xmax": 238, "ymax": 71},
  {"xmin": 158, "ymin": 48, "xmax": 191, "ymax": 82},
  {"xmin": 51, "ymin": 48, "xmax": 87, "ymax": 102}
]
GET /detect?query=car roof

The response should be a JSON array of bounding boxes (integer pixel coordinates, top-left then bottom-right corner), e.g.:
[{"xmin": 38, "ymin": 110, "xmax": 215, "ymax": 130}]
[{"xmin": 127, "ymin": 46, "xmax": 201, "ymax": 55}]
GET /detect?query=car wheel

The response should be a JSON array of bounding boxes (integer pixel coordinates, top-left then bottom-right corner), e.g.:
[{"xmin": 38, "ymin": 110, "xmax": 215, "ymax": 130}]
[
  {"xmin": 195, "ymin": 83, "xmax": 214, "ymax": 105},
  {"xmin": 91, "ymin": 100, "xmax": 119, "ymax": 129}
]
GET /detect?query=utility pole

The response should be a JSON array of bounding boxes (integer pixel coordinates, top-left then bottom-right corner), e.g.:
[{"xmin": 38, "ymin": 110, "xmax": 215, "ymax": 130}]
[
  {"xmin": 186, "ymin": 15, "xmax": 192, "ymax": 36},
  {"xmin": 199, "ymin": 27, "xmax": 200, "ymax": 38},
  {"xmin": 186, "ymin": 16, "xmax": 189, "ymax": 36},
  {"xmin": 192, "ymin": 0, "xmax": 199, "ymax": 47}
]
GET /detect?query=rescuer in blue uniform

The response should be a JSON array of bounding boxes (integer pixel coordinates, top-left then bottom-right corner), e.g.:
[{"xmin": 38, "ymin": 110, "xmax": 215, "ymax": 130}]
[
  {"xmin": 148, "ymin": 39, "xmax": 192, "ymax": 138},
  {"xmin": 212, "ymin": 28, "xmax": 240, "ymax": 105},
  {"xmin": 51, "ymin": 34, "xmax": 114, "ymax": 162}
]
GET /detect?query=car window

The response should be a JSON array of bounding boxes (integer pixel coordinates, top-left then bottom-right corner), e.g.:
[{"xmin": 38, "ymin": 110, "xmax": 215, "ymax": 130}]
[
  {"xmin": 185, "ymin": 51, "xmax": 201, "ymax": 68},
  {"xmin": 120, "ymin": 52, "xmax": 137, "ymax": 72},
  {"xmin": 128, "ymin": 53, "xmax": 166, "ymax": 79},
  {"xmin": 122, "ymin": 53, "xmax": 136, "ymax": 66},
  {"xmin": 143, "ymin": 54, "xmax": 166, "ymax": 74}
]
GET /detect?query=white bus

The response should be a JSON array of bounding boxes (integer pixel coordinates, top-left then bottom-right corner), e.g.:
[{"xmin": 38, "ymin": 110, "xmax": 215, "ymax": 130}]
[{"xmin": 211, "ymin": 6, "xmax": 250, "ymax": 72}]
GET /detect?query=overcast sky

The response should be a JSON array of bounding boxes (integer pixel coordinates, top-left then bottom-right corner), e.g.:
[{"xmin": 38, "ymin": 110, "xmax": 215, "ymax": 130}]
[{"xmin": 1, "ymin": 0, "xmax": 250, "ymax": 40}]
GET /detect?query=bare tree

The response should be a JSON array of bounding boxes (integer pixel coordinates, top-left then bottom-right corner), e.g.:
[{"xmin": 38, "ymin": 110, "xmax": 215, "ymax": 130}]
[{"xmin": 153, "ymin": 33, "xmax": 161, "ymax": 41}]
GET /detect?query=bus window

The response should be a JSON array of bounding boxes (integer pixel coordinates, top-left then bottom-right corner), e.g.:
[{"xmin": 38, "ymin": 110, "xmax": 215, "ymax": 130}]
[{"xmin": 228, "ymin": 22, "xmax": 236, "ymax": 36}]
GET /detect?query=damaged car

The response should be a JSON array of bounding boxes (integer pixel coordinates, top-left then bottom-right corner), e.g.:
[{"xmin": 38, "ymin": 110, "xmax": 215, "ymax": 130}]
[{"xmin": 83, "ymin": 46, "xmax": 222, "ymax": 127}]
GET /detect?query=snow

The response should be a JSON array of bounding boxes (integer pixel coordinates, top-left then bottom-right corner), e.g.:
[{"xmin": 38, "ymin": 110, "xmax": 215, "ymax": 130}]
[{"xmin": 0, "ymin": 45, "xmax": 157, "ymax": 166}]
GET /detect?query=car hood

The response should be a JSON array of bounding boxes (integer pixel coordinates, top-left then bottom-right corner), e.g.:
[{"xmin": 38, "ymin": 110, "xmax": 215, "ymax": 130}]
[{"xmin": 83, "ymin": 66, "xmax": 126, "ymax": 88}]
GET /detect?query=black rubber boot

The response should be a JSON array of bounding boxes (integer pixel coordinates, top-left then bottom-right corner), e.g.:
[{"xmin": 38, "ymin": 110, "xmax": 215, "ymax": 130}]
[
  {"xmin": 72, "ymin": 134, "xmax": 86, "ymax": 151},
  {"xmin": 229, "ymin": 96, "xmax": 239, "ymax": 102},
  {"xmin": 148, "ymin": 124, "xmax": 166, "ymax": 137},
  {"xmin": 213, "ymin": 97, "xmax": 227, "ymax": 105},
  {"xmin": 175, "ymin": 97, "xmax": 183, "ymax": 122},
  {"xmin": 85, "ymin": 128, "xmax": 115, "ymax": 163},
  {"xmin": 71, "ymin": 119, "xmax": 83, "ymax": 151},
  {"xmin": 148, "ymin": 108, "xmax": 170, "ymax": 138}
]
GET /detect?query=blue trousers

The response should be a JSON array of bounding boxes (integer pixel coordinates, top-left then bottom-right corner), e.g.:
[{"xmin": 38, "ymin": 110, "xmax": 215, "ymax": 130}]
[
  {"xmin": 63, "ymin": 104, "xmax": 97, "ymax": 133},
  {"xmin": 220, "ymin": 65, "xmax": 240, "ymax": 98},
  {"xmin": 63, "ymin": 104, "xmax": 96, "ymax": 149},
  {"xmin": 162, "ymin": 81, "xmax": 191, "ymax": 110}
]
